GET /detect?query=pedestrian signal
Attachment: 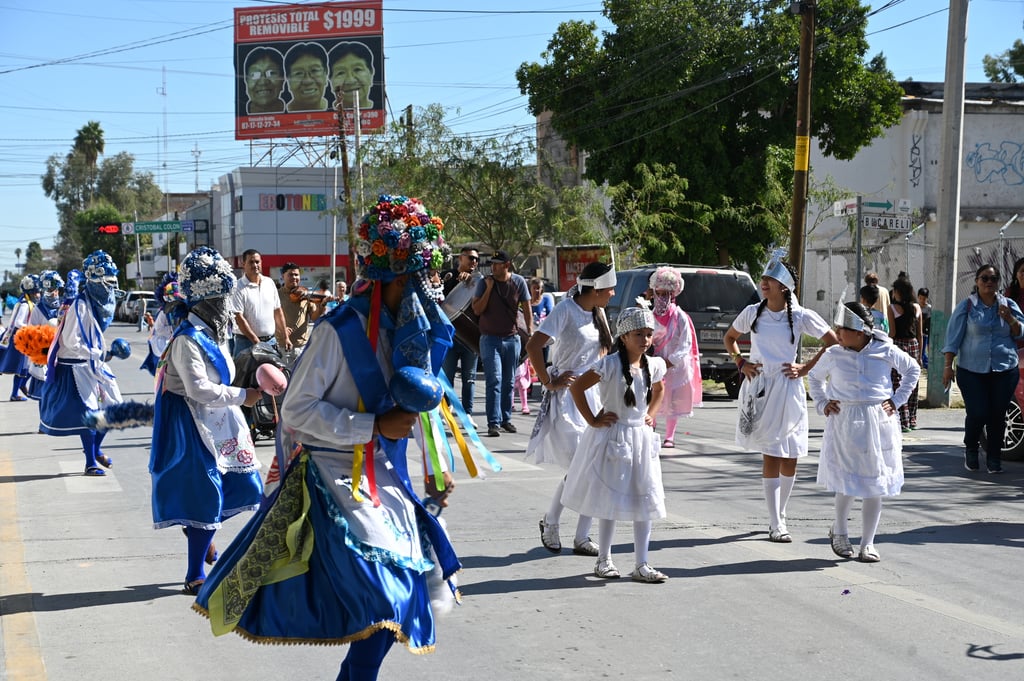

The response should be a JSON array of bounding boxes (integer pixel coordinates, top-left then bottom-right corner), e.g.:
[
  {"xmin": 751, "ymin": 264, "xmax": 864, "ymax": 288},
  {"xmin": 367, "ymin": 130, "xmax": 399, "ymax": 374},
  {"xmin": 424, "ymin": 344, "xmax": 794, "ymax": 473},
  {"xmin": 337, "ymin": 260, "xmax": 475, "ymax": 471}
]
[{"xmin": 95, "ymin": 223, "xmax": 121, "ymax": 235}]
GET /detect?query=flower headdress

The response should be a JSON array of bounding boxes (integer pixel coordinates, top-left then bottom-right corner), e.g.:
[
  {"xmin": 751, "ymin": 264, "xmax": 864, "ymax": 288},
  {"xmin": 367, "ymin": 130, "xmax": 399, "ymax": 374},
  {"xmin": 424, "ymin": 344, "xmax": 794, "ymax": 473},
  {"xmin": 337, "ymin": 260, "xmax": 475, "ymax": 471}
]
[
  {"xmin": 648, "ymin": 267, "xmax": 683, "ymax": 297},
  {"xmin": 355, "ymin": 194, "xmax": 449, "ymax": 282},
  {"xmin": 155, "ymin": 272, "xmax": 183, "ymax": 304},
  {"xmin": 82, "ymin": 250, "xmax": 119, "ymax": 283},
  {"xmin": 178, "ymin": 247, "xmax": 235, "ymax": 305},
  {"xmin": 19, "ymin": 274, "xmax": 40, "ymax": 294},
  {"xmin": 39, "ymin": 270, "xmax": 64, "ymax": 293}
]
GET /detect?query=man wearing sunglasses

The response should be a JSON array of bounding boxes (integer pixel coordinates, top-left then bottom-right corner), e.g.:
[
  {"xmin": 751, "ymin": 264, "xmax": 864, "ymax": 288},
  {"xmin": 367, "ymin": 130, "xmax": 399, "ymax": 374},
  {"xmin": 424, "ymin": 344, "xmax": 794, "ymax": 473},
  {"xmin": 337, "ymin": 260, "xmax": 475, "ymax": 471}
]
[{"xmin": 442, "ymin": 247, "xmax": 481, "ymax": 421}]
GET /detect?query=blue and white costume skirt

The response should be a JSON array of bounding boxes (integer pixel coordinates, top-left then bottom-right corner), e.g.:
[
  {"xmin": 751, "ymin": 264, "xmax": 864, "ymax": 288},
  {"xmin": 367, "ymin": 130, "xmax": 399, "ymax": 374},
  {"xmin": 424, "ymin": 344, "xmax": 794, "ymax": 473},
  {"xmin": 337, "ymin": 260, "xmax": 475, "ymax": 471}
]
[
  {"xmin": 193, "ymin": 451, "xmax": 443, "ymax": 652},
  {"xmin": 0, "ymin": 343, "xmax": 28, "ymax": 376},
  {"xmin": 150, "ymin": 392, "xmax": 262, "ymax": 529},
  {"xmin": 39, "ymin": 361, "xmax": 92, "ymax": 436},
  {"xmin": 140, "ymin": 349, "xmax": 159, "ymax": 376},
  {"xmin": 25, "ymin": 363, "xmax": 46, "ymax": 400}
]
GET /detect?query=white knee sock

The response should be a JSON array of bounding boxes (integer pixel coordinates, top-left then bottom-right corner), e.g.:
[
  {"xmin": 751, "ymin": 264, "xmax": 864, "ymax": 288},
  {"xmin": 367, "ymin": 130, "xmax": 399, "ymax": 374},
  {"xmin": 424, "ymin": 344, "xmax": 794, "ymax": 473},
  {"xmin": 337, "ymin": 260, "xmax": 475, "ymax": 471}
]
[
  {"xmin": 763, "ymin": 477, "xmax": 782, "ymax": 529},
  {"xmin": 633, "ymin": 520, "xmax": 652, "ymax": 566},
  {"xmin": 546, "ymin": 478, "xmax": 566, "ymax": 525},
  {"xmin": 778, "ymin": 474, "xmax": 796, "ymax": 521},
  {"xmin": 861, "ymin": 497, "xmax": 883, "ymax": 547},
  {"xmin": 575, "ymin": 515, "xmax": 594, "ymax": 545},
  {"xmin": 834, "ymin": 493, "xmax": 855, "ymax": 535},
  {"xmin": 597, "ymin": 519, "xmax": 616, "ymax": 562}
]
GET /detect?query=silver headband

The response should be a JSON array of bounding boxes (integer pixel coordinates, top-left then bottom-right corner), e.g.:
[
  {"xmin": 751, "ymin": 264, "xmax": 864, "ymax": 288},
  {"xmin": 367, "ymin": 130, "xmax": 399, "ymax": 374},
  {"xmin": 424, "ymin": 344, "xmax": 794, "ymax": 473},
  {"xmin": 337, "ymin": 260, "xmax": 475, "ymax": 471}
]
[
  {"xmin": 834, "ymin": 302, "xmax": 868, "ymax": 332},
  {"xmin": 762, "ymin": 259, "xmax": 796, "ymax": 291},
  {"xmin": 577, "ymin": 268, "xmax": 617, "ymax": 290}
]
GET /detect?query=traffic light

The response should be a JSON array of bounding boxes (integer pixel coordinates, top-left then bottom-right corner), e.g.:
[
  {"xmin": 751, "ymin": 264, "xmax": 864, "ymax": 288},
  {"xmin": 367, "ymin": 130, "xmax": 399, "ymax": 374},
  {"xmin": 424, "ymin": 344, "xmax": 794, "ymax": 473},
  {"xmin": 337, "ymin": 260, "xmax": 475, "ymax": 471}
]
[{"xmin": 95, "ymin": 223, "xmax": 121, "ymax": 235}]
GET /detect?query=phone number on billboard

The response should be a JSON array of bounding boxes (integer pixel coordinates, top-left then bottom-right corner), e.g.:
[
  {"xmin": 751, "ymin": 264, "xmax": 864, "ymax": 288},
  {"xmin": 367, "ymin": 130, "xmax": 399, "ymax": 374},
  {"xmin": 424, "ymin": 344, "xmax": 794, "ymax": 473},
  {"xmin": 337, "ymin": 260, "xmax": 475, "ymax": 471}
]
[
  {"xmin": 323, "ymin": 8, "xmax": 377, "ymax": 31},
  {"xmin": 241, "ymin": 119, "xmax": 282, "ymax": 131}
]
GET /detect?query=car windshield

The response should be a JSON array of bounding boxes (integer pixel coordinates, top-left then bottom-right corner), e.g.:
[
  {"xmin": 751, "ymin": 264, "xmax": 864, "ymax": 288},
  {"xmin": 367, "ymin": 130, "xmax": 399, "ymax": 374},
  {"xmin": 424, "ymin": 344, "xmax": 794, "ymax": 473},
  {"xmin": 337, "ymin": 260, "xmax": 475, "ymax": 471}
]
[{"xmin": 678, "ymin": 273, "xmax": 758, "ymax": 313}]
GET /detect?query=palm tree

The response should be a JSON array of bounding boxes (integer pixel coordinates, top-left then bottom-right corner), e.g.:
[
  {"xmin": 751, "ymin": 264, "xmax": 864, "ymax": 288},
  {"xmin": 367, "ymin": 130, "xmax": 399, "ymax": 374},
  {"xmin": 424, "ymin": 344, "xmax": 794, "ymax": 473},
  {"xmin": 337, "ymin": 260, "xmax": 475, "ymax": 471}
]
[
  {"xmin": 14, "ymin": 247, "xmax": 21, "ymax": 269},
  {"xmin": 74, "ymin": 121, "xmax": 105, "ymax": 168}
]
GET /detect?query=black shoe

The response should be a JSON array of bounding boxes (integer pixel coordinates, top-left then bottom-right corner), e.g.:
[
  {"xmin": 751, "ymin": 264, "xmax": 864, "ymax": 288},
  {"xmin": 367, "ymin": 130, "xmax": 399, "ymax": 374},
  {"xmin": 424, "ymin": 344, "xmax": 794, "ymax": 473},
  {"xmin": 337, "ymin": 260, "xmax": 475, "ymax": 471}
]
[
  {"xmin": 988, "ymin": 465, "xmax": 1003, "ymax": 474},
  {"xmin": 500, "ymin": 421, "xmax": 517, "ymax": 433},
  {"xmin": 487, "ymin": 425, "xmax": 500, "ymax": 437},
  {"xmin": 965, "ymin": 450, "xmax": 980, "ymax": 472}
]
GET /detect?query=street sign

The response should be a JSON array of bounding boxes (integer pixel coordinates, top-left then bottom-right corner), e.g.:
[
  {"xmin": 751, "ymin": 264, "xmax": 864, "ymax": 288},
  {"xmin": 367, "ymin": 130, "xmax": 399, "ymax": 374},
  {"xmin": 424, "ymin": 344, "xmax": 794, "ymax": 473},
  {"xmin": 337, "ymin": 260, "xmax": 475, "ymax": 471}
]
[
  {"xmin": 862, "ymin": 199, "xmax": 893, "ymax": 212},
  {"xmin": 180, "ymin": 220, "xmax": 194, "ymax": 232},
  {"xmin": 862, "ymin": 215, "xmax": 913, "ymax": 231},
  {"xmin": 121, "ymin": 221, "xmax": 182, "ymax": 235},
  {"xmin": 833, "ymin": 198, "xmax": 858, "ymax": 217},
  {"xmin": 897, "ymin": 198, "xmax": 912, "ymax": 214}
]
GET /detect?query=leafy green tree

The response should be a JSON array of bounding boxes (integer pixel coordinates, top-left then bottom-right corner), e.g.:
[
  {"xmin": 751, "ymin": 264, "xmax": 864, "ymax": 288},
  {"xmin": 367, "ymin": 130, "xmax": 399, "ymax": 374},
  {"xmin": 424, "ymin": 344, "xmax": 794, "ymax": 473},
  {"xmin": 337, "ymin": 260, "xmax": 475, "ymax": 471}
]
[
  {"xmin": 356, "ymin": 104, "xmax": 608, "ymax": 268},
  {"xmin": 23, "ymin": 242, "xmax": 48, "ymax": 275},
  {"xmin": 983, "ymin": 25, "xmax": 1024, "ymax": 83},
  {"xmin": 516, "ymin": 0, "xmax": 904, "ymax": 268},
  {"xmin": 41, "ymin": 122, "xmax": 162, "ymax": 276}
]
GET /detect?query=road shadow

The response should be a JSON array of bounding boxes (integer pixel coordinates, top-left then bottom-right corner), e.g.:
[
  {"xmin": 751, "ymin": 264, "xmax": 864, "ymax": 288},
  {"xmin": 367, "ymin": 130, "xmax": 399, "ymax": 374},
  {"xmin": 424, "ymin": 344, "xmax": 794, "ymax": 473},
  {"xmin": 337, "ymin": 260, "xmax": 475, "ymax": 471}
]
[
  {"xmin": 0, "ymin": 582, "xmax": 184, "ymax": 614},
  {"xmin": 0, "ymin": 472, "xmax": 79, "ymax": 484},
  {"xmin": 966, "ymin": 643, "xmax": 1024, "ymax": 661}
]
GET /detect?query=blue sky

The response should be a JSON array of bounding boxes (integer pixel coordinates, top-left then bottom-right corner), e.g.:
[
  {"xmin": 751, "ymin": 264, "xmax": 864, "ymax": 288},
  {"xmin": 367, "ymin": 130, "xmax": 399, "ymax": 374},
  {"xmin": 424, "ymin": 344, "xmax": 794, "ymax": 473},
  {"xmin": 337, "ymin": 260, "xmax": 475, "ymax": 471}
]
[{"xmin": 1, "ymin": 0, "xmax": 1022, "ymax": 278}]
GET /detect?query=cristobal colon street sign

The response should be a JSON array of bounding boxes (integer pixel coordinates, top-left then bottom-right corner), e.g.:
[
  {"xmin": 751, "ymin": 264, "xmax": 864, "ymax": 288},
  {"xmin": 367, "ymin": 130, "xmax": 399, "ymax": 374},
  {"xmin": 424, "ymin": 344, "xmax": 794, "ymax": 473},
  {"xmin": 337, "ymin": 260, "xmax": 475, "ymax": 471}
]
[{"xmin": 121, "ymin": 221, "xmax": 183, "ymax": 235}]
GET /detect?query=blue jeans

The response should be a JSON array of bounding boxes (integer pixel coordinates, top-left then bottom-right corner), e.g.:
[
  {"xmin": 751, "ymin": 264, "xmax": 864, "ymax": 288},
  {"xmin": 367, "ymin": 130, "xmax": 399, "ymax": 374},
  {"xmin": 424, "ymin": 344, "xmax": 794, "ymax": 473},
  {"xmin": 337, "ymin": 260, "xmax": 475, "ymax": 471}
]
[
  {"xmin": 442, "ymin": 338, "xmax": 478, "ymax": 415},
  {"xmin": 479, "ymin": 333, "xmax": 520, "ymax": 427},
  {"xmin": 956, "ymin": 366, "xmax": 1019, "ymax": 468}
]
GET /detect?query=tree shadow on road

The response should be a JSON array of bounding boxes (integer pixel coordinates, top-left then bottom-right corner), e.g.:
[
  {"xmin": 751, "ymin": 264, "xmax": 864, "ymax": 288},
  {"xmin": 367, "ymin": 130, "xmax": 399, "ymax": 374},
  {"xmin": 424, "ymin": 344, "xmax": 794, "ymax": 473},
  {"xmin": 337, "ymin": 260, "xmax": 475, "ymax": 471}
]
[{"xmin": 966, "ymin": 643, "xmax": 1024, "ymax": 661}]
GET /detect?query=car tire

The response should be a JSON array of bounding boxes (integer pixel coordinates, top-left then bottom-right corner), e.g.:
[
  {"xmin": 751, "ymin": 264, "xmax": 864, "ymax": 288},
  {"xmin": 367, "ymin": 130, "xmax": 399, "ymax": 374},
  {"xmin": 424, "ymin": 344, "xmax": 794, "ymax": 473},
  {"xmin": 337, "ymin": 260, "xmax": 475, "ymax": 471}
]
[
  {"xmin": 724, "ymin": 371, "xmax": 742, "ymax": 400},
  {"xmin": 980, "ymin": 398, "xmax": 1024, "ymax": 461}
]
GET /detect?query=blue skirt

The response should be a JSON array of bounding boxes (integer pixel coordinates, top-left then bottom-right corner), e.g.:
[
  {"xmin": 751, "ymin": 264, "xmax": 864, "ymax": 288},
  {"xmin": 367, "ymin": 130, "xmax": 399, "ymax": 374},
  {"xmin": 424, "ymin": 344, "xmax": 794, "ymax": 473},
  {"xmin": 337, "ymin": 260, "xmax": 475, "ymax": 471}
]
[
  {"xmin": 150, "ymin": 392, "xmax": 262, "ymax": 529},
  {"xmin": 0, "ymin": 344, "xmax": 28, "ymax": 375},
  {"xmin": 140, "ymin": 349, "xmax": 158, "ymax": 376},
  {"xmin": 193, "ymin": 454, "xmax": 438, "ymax": 652},
  {"xmin": 39, "ymin": 363, "xmax": 90, "ymax": 436},
  {"xmin": 26, "ymin": 375, "xmax": 44, "ymax": 400}
]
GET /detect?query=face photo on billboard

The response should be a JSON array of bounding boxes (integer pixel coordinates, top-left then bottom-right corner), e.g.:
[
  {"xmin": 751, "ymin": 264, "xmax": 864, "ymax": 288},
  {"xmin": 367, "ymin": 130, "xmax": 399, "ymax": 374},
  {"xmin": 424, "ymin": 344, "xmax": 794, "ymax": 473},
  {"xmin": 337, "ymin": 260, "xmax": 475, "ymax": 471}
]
[
  {"xmin": 284, "ymin": 42, "xmax": 330, "ymax": 112},
  {"xmin": 329, "ymin": 41, "xmax": 376, "ymax": 110},
  {"xmin": 242, "ymin": 47, "xmax": 286, "ymax": 114}
]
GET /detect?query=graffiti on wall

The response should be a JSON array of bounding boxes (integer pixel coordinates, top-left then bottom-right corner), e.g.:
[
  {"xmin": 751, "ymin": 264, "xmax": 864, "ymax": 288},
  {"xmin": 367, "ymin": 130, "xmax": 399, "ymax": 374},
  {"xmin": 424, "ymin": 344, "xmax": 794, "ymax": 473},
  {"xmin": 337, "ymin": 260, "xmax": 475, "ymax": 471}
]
[
  {"xmin": 965, "ymin": 141, "xmax": 1024, "ymax": 185},
  {"xmin": 908, "ymin": 133, "xmax": 923, "ymax": 188}
]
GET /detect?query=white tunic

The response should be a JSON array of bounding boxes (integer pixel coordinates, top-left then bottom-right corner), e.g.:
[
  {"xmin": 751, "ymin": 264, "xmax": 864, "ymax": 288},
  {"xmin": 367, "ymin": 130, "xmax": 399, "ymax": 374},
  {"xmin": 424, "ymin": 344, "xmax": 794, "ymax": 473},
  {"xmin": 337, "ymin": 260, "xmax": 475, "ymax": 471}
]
[
  {"xmin": 731, "ymin": 301, "xmax": 831, "ymax": 458},
  {"xmin": 525, "ymin": 297, "xmax": 606, "ymax": 468},
  {"xmin": 561, "ymin": 354, "xmax": 667, "ymax": 521},
  {"xmin": 807, "ymin": 334, "xmax": 921, "ymax": 497}
]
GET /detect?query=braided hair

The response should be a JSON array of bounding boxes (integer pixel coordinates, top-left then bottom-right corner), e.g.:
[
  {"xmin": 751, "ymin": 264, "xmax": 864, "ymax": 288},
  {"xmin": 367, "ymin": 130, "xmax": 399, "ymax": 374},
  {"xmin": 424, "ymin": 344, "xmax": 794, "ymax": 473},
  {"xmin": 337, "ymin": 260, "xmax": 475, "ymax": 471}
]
[
  {"xmin": 751, "ymin": 261, "xmax": 798, "ymax": 344},
  {"xmin": 573, "ymin": 261, "xmax": 615, "ymax": 352},
  {"xmin": 615, "ymin": 337, "xmax": 652, "ymax": 408}
]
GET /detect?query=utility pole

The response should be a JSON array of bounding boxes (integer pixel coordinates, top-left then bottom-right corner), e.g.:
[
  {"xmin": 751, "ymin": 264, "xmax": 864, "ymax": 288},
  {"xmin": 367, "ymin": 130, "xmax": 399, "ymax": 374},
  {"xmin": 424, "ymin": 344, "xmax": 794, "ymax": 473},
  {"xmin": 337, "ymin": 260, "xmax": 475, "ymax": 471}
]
[
  {"xmin": 404, "ymin": 104, "xmax": 414, "ymax": 159},
  {"xmin": 191, "ymin": 142, "xmax": 202, "ymax": 192},
  {"xmin": 787, "ymin": 0, "xmax": 816, "ymax": 284},
  {"xmin": 926, "ymin": 0, "xmax": 969, "ymax": 408}
]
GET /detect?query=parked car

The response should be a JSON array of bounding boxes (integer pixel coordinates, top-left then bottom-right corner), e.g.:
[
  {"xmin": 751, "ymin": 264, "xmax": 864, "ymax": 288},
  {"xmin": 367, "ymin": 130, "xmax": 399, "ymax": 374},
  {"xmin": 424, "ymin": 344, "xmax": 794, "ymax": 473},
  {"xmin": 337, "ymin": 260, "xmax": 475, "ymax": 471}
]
[
  {"xmin": 981, "ymin": 365, "xmax": 1024, "ymax": 461},
  {"xmin": 605, "ymin": 264, "xmax": 759, "ymax": 398},
  {"xmin": 117, "ymin": 291, "xmax": 154, "ymax": 323}
]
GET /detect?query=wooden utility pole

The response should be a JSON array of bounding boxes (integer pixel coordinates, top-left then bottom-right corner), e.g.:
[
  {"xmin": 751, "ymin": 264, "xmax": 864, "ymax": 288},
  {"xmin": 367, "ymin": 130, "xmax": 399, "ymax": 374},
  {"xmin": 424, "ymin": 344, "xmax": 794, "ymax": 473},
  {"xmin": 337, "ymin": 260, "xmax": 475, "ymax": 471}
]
[{"xmin": 787, "ymin": 0, "xmax": 816, "ymax": 285}]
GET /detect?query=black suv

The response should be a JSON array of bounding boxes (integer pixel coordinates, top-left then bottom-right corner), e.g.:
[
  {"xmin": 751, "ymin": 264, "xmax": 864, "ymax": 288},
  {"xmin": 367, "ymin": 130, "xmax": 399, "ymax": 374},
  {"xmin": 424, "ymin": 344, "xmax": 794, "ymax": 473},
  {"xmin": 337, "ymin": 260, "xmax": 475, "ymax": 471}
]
[{"xmin": 606, "ymin": 264, "xmax": 759, "ymax": 398}]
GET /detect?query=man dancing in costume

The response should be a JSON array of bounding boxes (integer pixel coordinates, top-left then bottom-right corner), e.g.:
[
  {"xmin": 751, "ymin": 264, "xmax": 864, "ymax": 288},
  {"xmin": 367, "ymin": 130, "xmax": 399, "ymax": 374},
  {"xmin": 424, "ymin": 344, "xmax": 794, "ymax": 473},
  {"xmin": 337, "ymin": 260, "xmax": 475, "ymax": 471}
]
[
  {"xmin": 39, "ymin": 251, "xmax": 124, "ymax": 476},
  {"xmin": 194, "ymin": 194, "xmax": 460, "ymax": 681}
]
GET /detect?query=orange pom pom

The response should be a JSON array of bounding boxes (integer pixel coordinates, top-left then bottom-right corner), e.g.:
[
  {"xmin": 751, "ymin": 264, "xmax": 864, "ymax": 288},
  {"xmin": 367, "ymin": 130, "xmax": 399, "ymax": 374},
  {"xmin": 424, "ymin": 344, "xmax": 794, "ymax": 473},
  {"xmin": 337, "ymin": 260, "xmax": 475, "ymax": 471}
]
[{"xmin": 14, "ymin": 324, "xmax": 57, "ymax": 365}]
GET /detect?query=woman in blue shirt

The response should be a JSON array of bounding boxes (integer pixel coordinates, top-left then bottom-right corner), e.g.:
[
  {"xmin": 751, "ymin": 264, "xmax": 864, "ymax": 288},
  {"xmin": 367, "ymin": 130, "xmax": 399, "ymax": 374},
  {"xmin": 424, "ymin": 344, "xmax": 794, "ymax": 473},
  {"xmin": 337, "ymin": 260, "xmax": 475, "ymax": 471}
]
[{"xmin": 942, "ymin": 264, "xmax": 1024, "ymax": 473}]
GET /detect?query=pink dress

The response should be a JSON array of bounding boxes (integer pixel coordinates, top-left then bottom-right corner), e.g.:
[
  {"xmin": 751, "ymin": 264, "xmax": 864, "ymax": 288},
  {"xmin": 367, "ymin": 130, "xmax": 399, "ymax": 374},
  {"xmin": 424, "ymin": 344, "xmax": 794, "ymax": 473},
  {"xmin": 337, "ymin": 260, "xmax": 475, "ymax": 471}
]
[{"xmin": 652, "ymin": 306, "xmax": 702, "ymax": 418}]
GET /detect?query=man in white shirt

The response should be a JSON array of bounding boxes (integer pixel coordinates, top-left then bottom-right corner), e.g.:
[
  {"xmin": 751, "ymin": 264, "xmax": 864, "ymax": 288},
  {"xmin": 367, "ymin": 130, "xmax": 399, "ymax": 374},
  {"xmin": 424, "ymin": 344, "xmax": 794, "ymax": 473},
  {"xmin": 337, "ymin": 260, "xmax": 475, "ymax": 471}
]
[{"xmin": 230, "ymin": 249, "xmax": 291, "ymax": 359}]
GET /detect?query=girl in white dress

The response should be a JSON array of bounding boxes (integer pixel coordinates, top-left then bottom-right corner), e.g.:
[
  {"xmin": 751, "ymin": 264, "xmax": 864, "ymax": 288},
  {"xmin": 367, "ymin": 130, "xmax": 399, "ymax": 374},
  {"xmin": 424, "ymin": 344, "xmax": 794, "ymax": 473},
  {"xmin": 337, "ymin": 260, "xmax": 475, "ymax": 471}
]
[
  {"xmin": 562, "ymin": 306, "xmax": 668, "ymax": 582},
  {"xmin": 808, "ymin": 302, "xmax": 920, "ymax": 562},
  {"xmin": 526, "ymin": 262, "xmax": 616, "ymax": 557},
  {"xmin": 724, "ymin": 255, "xmax": 837, "ymax": 542}
]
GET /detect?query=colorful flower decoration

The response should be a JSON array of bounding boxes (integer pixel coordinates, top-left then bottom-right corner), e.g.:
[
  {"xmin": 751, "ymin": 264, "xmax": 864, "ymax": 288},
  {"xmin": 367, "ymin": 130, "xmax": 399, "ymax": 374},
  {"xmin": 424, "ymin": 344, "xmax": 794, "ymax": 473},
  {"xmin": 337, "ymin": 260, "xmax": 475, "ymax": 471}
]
[
  {"xmin": 19, "ymin": 274, "xmax": 41, "ymax": 294},
  {"xmin": 178, "ymin": 247, "xmax": 235, "ymax": 305},
  {"xmin": 14, "ymin": 324, "xmax": 57, "ymax": 365},
  {"xmin": 39, "ymin": 270, "xmax": 64, "ymax": 293},
  {"xmin": 355, "ymin": 194, "xmax": 449, "ymax": 282},
  {"xmin": 82, "ymin": 250, "xmax": 119, "ymax": 283}
]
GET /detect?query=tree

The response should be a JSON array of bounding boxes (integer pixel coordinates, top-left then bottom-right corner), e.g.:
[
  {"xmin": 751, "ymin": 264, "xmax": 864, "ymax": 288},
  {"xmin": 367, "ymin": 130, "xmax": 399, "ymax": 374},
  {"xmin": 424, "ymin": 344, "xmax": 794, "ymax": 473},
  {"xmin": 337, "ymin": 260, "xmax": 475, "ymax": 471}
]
[
  {"xmin": 74, "ymin": 204, "xmax": 134, "ymax": 279},
  {"xmin": 983, "ymin": 25, "xmax": 1024, "ymax": 83},
  {"xmin": 516, "ymin": 0, "xmax": 904, "ymax": 268},
  {"xmin": 356, "ymin": 104, "xmax": 608, "ymax": 268},
  {"xmin": 41, "ymin": 122, "xmax": 162, "ymax": 277},
  {"xmin": 23, "ymin": 242, "xmax": 48, "ymax": 275}
]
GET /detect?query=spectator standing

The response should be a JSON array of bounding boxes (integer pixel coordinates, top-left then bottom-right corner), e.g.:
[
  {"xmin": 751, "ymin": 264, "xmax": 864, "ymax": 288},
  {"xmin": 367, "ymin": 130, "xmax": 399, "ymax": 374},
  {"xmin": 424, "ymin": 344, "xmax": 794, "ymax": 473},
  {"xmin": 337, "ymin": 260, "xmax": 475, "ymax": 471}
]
[
  {"xmin": 859, "ymin": 284, "xmax": 889, "ymax": 333},
  {"xmin": 471, "ymin": 250, "xmax": 532, "ymax": 437},
  {"xmin": 864, "ymin": 272, "xmax": 891, "ymax": 319},
  {"xmin": 277, "ymin": 262, "xmax": 328, "ymax": 362},
  {"xmin": 917, "ymin": 287, "xmax": 932, "ymax": 368},
  {"xmin": 442, "ymin": 246, "xmax": 481, "ymax": 418},
  {"xmin": 886, "ymin": 277, "xmax": 923, "ymax": 431},
  {"xmin": 942, "ymin": 264, "xmax": 1024, "ymax": 474},
  {"xmin": 230, "ymin": 249, "xmax": 291, "ymax": 359}
]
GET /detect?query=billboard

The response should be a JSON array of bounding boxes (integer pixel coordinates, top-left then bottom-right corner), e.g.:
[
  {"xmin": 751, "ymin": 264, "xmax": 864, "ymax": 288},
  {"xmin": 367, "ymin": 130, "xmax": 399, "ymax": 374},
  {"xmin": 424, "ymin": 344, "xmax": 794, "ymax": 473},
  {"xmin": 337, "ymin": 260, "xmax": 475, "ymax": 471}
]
[
  {"xmin": 234, "ymin": 1, "xmax": 385, "ymax": 140},
  {"xmin": 555, "ymin": 244, "xmax": 615, "ymax": 292}
]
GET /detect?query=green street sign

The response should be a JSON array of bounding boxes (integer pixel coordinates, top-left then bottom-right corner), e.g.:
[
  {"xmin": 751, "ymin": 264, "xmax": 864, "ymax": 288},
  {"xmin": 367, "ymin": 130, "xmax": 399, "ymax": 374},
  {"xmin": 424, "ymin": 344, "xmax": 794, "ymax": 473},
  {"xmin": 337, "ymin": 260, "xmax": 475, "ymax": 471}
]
[
  {"xmin": 122, "ymin": 221, "xmax": 182, "ymax": 235},
  {"xmin": 863, "ymin": 200, "xmax": 893, "ymax": 211}
]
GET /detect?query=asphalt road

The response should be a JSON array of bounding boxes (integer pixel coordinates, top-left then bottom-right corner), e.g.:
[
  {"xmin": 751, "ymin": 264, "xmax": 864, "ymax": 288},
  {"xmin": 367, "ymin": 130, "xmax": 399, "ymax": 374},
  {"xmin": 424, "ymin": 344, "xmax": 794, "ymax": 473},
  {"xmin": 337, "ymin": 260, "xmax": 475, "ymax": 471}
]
[{"xmin": 1, "ymin": 321, "xmax": 1022, "ymax": 681}]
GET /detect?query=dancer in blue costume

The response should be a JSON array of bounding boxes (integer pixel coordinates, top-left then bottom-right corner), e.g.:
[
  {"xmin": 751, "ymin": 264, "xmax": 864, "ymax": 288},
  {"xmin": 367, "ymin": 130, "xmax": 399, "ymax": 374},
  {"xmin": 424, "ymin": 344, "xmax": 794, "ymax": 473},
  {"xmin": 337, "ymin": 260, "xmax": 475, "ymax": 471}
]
[
  {"xmin": 39, "ymin": 252, "xmax": 124, "ymax": 476},
  {"xmin": 194, "ymin": 194, "xmax": 460, "ymax": 681},
  {"xmin": 0, "ymin": 274, "xmax": 41, "ymax": 401},
  {"xmin": 140, "ymin": 272, "xmax": 186, "ymax": 375},
  {"xmin": 149, "ymin": 247, "xmax": 264, "ymax": 595},
  {"xmin": 24, "ymin": 270, "xmax": 64, "ymax": 400}
]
